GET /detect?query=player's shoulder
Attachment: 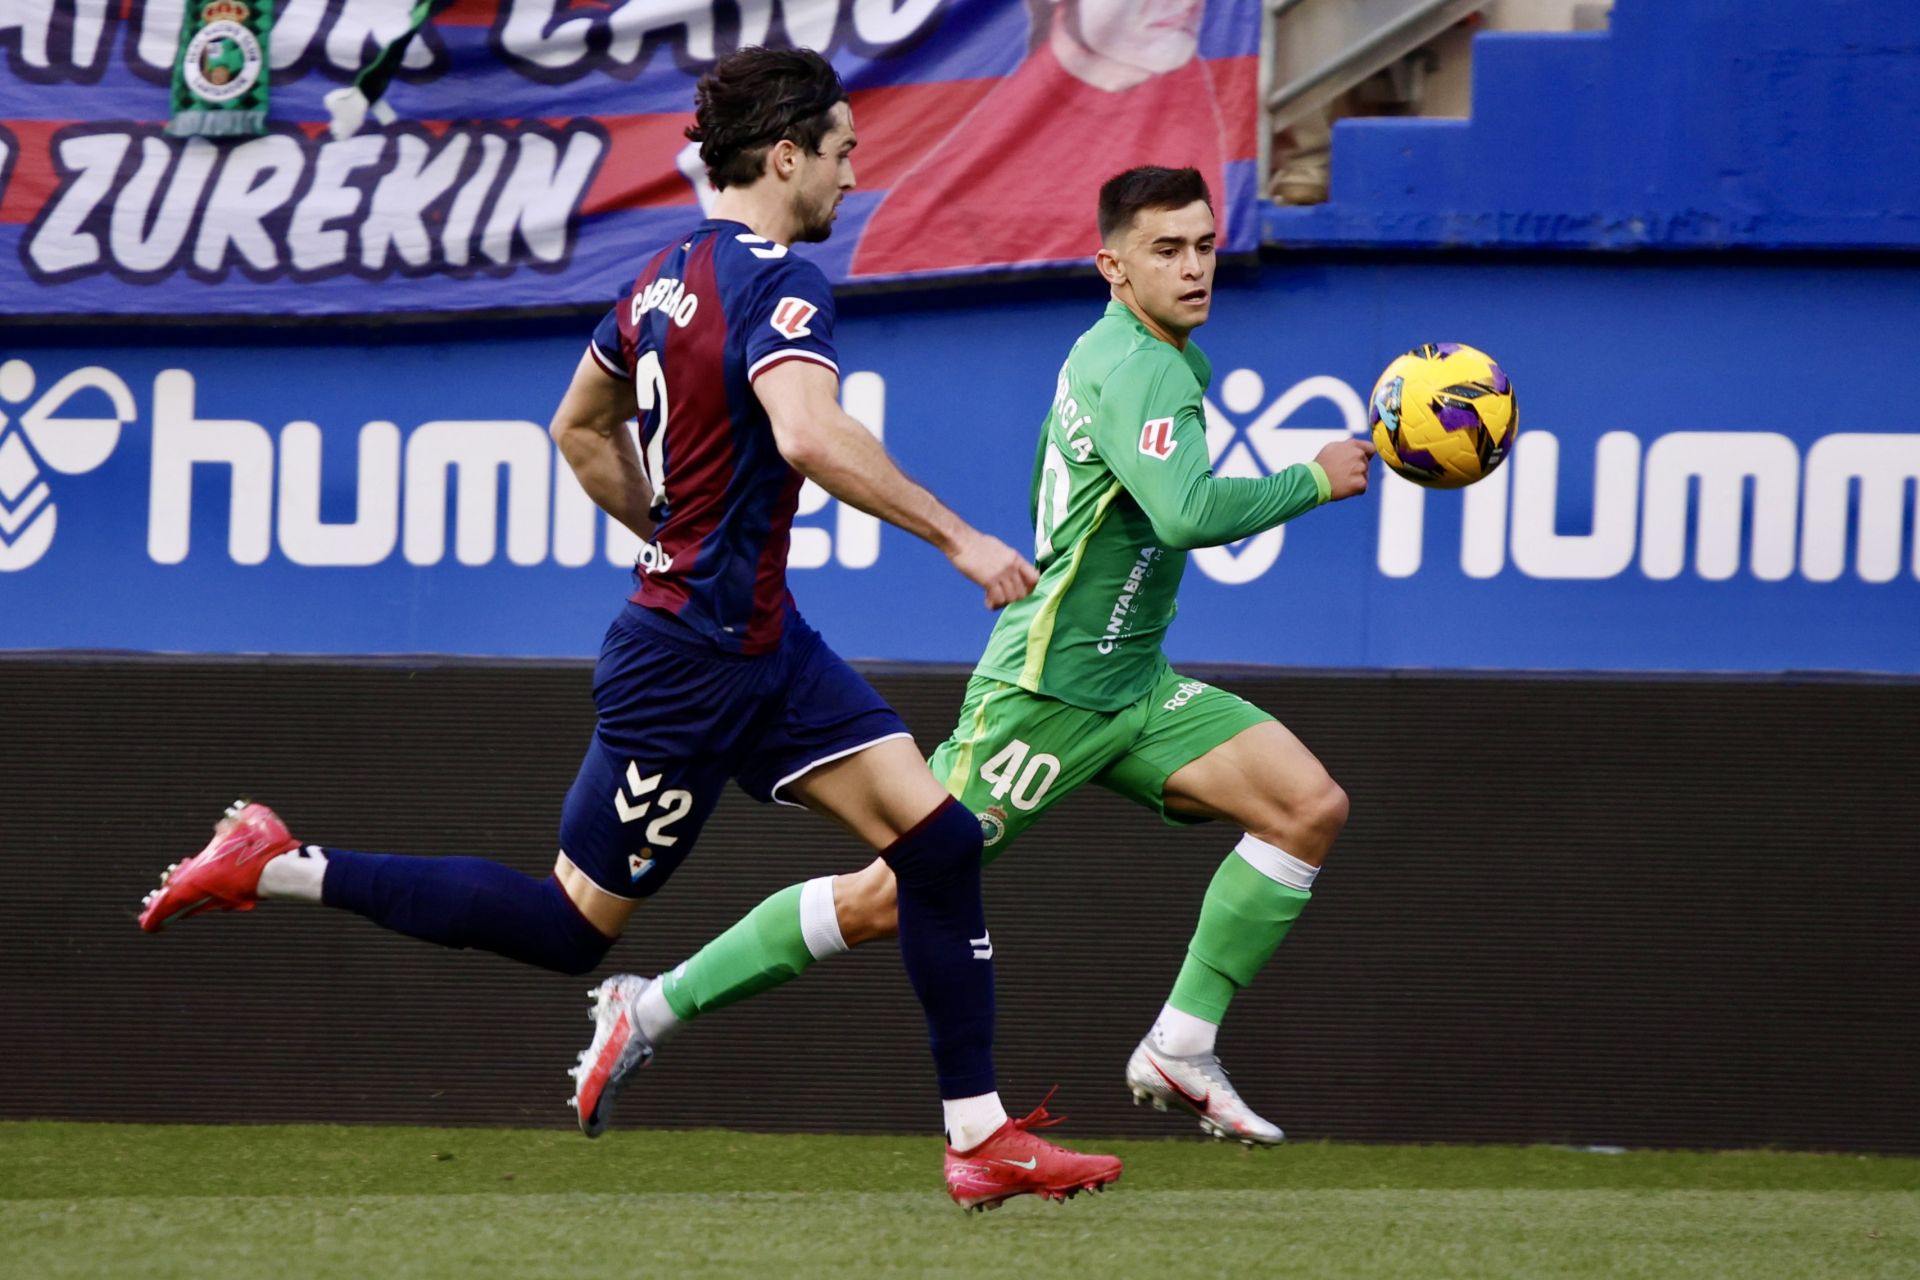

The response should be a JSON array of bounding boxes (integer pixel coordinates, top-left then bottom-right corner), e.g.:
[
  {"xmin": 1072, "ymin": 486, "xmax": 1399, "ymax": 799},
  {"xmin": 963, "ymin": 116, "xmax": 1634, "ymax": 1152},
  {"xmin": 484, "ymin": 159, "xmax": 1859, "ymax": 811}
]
[
  {"xmin": 1077, "ymin": 306, "xmax": 1185, "ymax": 369},
  {"xmin": 1101, "ymin": 332, "xmax": 1201, "ymax": 407},
  {"xmin": 711, "ymin": 228, "xmax": 831, "ymax": 296},
  {"xmin": 1182, "ymin": 339, "xmax": 1212, "ymax": 390}
]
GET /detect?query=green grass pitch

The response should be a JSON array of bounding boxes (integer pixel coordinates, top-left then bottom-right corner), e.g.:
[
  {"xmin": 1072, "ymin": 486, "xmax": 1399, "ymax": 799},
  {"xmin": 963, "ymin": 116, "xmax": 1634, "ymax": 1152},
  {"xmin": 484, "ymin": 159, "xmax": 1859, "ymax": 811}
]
[{"xmin": 4, "ymin": 1123, "xmax": 1917, "ymax": 1279}]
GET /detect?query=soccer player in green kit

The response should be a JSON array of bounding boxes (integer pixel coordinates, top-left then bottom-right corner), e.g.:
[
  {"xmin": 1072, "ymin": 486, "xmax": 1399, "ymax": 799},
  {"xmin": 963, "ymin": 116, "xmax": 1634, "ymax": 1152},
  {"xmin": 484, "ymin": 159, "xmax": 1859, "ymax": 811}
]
[{"xmin": 573, "ymin": 166, "xmax": 1376, "ymax": 1144}]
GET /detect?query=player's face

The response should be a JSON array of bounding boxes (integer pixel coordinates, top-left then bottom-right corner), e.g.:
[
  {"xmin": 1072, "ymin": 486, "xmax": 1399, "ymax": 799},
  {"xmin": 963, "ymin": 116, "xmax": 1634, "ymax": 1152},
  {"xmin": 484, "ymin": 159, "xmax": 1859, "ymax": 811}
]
[
  {"xmin": 1068, "ymin": 0, "xmax": 1203, "ymax": 75},
  {"xmin": 792, "ymin": 102, "xmax": 857, "ymax": 244},
  {"xmin": 1108, "ymin": 200, "xmax": 1216, "ymax": 338}
]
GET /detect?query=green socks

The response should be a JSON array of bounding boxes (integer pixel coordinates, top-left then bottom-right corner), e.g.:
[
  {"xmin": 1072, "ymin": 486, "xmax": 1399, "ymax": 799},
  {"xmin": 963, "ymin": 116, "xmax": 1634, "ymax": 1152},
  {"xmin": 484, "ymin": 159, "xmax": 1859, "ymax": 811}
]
[
  {"xmin": 661, "ymin": 876, "xmax": 849, "ymax": 1022},
  {"xmin": 1167, "ymin": 841, "xmax": 1315, "ymax": 1023},
  {"xmin": 652, "ymin": 839, "xmax": 1317, "ymax": 1044}
]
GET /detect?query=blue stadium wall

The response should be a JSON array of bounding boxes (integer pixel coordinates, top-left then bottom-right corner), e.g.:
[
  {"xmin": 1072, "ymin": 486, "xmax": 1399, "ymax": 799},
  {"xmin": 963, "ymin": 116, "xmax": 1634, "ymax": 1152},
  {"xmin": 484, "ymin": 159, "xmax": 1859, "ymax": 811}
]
[
  {"xmin": 4, "ymin": 0, "xmax": 1919, "ymax": 1151},
  {"xmin": 4, "ymin": 253, "xmax": 1919, "ymax": 671},
  {"xmin": 7, "ymin": 0, "xmax": 1920, "ymax": 667}
]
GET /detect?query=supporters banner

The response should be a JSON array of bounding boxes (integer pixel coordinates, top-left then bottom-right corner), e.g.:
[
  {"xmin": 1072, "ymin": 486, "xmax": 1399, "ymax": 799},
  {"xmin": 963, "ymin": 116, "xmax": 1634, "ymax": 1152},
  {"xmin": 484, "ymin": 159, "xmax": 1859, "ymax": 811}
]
[
  {"xmin": 3, "ymin": 260, "xmax": 1916, "ymax": 672},
  {"xmin": 0, "ymin": 0, "xmax": 1261, "ymax": 317}
]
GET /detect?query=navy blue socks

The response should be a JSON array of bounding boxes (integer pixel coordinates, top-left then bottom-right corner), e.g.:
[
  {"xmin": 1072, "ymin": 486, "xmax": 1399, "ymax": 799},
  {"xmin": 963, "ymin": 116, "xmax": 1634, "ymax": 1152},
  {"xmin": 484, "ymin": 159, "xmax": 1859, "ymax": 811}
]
[
  {"xmin": 880, "ymin": 797, "xmax": 996, "ymax": 1099},
  {"xmin": 321, "ymin": 851, "xmax": 614, "ymax": 976},
  {"xmin": 314, "ymin": 796, "xmax": 994, "ymax": 1097}
]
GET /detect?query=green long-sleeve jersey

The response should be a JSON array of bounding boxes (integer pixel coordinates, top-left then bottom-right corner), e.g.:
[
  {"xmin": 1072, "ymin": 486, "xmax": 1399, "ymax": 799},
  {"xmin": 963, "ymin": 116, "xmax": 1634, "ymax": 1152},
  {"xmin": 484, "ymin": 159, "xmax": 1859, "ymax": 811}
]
[{"xmin": 973, "ymin": 301, "xmax": 1331, "ymax": 711}]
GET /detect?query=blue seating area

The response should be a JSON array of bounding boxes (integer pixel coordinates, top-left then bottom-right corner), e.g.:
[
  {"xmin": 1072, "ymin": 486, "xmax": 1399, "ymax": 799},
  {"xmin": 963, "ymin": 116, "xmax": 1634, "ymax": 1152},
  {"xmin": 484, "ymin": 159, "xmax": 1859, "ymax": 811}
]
[{"xmin": 1262, "ymin": 0, "xmax": 1920, "ymax": 250}]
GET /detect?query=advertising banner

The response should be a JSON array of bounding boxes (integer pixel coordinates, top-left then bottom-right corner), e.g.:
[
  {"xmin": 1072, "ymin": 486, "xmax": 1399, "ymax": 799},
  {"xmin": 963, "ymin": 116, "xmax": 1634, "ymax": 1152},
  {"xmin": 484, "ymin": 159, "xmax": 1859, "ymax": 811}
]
[
  {"xmin": 2, "ymin": 260, "xmax": 1916, "ymax": 672},
  {"xmin": 0, "ymin": 0, "xmax": 1260, "ymax": 316},
  {"xmin": 166, "ymin": 0, "xmax": 276, "ymax": 138}
]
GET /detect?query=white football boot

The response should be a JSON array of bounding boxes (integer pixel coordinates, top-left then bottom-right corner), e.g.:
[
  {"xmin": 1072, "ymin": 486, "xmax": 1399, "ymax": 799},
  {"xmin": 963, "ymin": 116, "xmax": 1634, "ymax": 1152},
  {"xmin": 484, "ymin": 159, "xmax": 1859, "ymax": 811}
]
[
  {"xmin": 1125, "ymin": 1040, "xmax": 1285, "ymax": 1146},
  {"xmin": 569, "ymin": 974, "xmax": 656, "ymax": 1138}
]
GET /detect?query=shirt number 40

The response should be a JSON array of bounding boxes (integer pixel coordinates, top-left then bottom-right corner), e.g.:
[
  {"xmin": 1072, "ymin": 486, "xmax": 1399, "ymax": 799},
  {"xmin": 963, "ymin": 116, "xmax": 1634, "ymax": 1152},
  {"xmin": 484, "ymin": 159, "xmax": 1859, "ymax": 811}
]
[{"xmin": 979, "ymin": 739, "xmax": 1062, "ymax": 812}]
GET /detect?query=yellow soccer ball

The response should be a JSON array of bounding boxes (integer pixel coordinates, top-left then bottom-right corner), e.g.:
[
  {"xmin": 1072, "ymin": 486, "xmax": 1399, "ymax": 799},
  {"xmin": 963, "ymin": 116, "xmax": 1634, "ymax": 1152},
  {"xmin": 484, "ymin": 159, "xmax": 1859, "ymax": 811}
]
[{"xmin": 1368, "ymin": 343, "xmax": 1518, "ymax": 489}]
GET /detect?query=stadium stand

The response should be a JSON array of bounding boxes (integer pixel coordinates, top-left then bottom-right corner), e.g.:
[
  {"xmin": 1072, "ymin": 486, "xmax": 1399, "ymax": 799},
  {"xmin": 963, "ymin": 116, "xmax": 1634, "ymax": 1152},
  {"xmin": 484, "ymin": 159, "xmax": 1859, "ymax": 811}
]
[{"xmin": 1264, "ymin": 0, "xmax": 1920, "ymax": 247}]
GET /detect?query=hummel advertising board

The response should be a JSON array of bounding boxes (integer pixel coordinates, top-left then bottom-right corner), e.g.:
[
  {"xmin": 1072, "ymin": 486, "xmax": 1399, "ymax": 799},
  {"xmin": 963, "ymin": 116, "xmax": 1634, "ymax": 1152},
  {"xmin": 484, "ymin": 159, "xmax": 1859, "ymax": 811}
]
[{"xmin": 2, "ymin": 259, "xmax": 1916, "ymax": 671}]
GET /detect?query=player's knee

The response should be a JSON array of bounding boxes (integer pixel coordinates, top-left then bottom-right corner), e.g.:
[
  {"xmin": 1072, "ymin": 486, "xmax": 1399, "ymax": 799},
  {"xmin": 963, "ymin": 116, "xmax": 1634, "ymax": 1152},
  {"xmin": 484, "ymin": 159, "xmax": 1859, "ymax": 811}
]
[
  {"xmin": 1278, "ymin": 776, "xmax": 1348, "ymax": 859},
  {"xmin": 538, "ymin": 877, "xmax": 618, "ymax": 976},
  {"xmin": 1310, "ymin": 777, "xmax": 1350, "ymax": 844},
  {"xmin": 834, "ymin": 859, "xmax": 900, "ymax": 946},
  {"xmin": 1249, "ymin": 773, "xmax": 1347, "ymax": 858},
  {"xmin": 881, "ymin": 796, "xmax": 982, "ymax": 887}
]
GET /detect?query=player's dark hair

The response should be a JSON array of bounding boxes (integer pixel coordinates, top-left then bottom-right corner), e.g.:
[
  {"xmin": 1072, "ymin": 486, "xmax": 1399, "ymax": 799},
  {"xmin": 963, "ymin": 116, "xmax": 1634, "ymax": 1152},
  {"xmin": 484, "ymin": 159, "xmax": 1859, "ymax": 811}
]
[
  {"xmin": 686, "ymin": 47, "xmax": 848, "ymax": 190},
  {"xmin": 1097, "ymin": 166, "xmax": 1213, "ymax": 241}
]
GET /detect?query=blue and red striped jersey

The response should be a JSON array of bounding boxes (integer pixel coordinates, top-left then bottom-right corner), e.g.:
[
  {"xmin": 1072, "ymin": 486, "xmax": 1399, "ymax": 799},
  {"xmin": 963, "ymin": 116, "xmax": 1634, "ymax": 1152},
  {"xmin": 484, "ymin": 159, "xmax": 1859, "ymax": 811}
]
[{"xmin": 587, "ymin": 219, "xmax": 840, "ymax": 655}]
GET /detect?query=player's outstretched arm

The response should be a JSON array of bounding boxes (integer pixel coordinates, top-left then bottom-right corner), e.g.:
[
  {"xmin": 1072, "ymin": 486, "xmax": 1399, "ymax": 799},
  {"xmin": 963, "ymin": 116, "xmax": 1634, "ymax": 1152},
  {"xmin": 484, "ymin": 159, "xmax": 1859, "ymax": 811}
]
[
  {"xmin": 1106, "ymin": 397, "xmax": 1375, "ymax": 551},
  {"xmin": 756, "ymin": 359, "xmax": 1038, "ymax": 609},
  {"xmin": 549, "ymin": 349, "xmax": 656, "ymax": 542}
]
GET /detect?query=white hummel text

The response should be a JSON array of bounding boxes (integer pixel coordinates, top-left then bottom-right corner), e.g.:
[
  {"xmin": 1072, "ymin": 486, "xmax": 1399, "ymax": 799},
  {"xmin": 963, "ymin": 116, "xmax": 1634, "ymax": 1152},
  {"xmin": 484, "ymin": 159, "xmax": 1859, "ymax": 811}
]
[{"xmin": 970, "ymin": 931, "xmax": 993, "ymax": 960}]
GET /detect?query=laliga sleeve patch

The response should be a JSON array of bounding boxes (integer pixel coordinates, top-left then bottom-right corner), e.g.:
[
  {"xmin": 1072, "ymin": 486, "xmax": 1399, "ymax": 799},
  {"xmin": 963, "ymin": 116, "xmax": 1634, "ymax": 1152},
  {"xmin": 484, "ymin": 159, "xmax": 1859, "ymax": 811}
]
[
  {"xmin": 769, "ymin": 297, "xmax": 817, "ymax": 340},
  {"xmin": 1138, "ymin": 417, "xmax": 1178, "ymax": 459}
]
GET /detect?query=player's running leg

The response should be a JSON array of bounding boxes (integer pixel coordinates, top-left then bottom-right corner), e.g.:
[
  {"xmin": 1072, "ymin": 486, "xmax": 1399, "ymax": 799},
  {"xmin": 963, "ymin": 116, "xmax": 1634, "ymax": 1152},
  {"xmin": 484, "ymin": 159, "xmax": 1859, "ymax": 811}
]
[
  {"xmin": 791, "ymin": 740, "xmax": 1000, "ymax": 1127},
  {"xmin": 1110, "ymin": 681, "xmax": 1346, "ymax": 1145},
  {"xmin": 137, "ymin": 801, "xmax": 624, "ymax": 973},
  {"xmin": 570, "ymin": 860, "xmax": 893, "ymax": 1138},
  {"xmin": 598, "ymin": 676, "xmax": 1118, "ymax": 1085},
  {"xmin": 614, "ymin": 860, "xmax": 891, "ymax": 1059},
  {"xmin": 786, "ymin": 735, "xmax": 1121, "ymax": 1209},
  {"xmin": 139, "ymin": 608, "xmax": 741, "ymax": 990},
  {"xmin": 571, "ymin": 863, "xmax": 891, "ymax": 1138}
]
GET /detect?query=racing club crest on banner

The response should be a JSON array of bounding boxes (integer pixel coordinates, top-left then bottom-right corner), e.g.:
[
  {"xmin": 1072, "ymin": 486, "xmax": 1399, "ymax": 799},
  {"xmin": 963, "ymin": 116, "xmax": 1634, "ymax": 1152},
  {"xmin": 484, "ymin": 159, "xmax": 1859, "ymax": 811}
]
[{"xmin": 168, "ymin": 0, "xmax": 273, "ymax": 138}]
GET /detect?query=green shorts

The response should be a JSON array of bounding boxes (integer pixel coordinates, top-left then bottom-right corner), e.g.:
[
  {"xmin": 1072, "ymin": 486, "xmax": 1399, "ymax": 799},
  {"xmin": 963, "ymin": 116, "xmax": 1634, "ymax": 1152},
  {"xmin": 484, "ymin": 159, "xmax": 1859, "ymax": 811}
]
[{"xmin": 926, "ymin": 666, "xmax": 1273, "ymax": 862}]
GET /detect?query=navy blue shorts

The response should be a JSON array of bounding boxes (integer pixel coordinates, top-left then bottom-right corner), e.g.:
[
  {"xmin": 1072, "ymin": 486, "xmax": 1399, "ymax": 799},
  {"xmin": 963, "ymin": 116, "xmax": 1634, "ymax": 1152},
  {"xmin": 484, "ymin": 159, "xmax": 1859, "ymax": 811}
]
[{"xmin": 557, "ymin": 603, "xmax": 911, "ymax": 898}]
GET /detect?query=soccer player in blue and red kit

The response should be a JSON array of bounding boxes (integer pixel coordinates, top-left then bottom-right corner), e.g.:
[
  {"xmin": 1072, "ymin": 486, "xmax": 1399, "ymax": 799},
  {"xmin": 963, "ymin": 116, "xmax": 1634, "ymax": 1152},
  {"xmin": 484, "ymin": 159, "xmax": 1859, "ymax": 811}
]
[{"xmin": 137, "ymin": 47, "xmax": 1121, "ymax": 1211}]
